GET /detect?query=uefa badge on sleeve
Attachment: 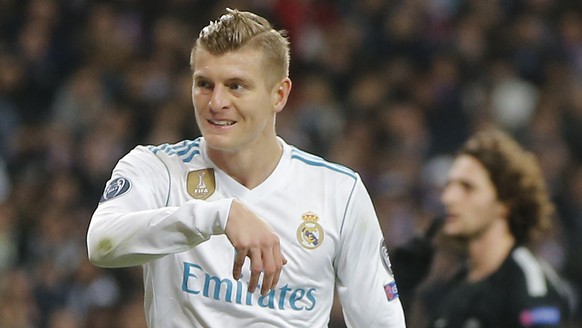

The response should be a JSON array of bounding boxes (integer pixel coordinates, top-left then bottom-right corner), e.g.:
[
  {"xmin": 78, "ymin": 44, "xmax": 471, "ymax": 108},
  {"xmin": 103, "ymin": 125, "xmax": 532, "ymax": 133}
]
[
  {"xmin": 379, "ymin": 238, "xmax": 394, "ymax": 276},
  {"xmin": 100, "ymin": 177, "xmax": 132, "ymax": 202},
  {"xmin": 384, "ymin": 281, "xmax": 399, "ymax": 302}
]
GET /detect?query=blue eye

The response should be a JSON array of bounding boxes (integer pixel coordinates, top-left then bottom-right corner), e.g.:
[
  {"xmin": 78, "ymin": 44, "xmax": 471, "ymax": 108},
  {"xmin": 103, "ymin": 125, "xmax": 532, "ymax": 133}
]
[
  {"xmin": 196, "ymin": 80, "xmax": 212, "ymax": 89},
  {"xmin": 229, "ymin": 83, "xmax": 243, "ymax": 91}
]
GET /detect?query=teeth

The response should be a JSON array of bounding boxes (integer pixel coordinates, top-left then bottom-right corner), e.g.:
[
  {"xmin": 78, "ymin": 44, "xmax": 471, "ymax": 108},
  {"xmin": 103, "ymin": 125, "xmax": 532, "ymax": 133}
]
[{"xmin": 210, "ymin": 120, "xmax": 234, "ymax": 126}]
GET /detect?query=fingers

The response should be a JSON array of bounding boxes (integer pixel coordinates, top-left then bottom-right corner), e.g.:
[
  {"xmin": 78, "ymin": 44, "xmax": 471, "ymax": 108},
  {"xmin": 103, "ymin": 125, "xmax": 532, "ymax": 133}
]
[
  {"xmin": 232, "ymin": 249, "xmax": 246, "ymax": 281},
  {"xmin": 248, "ymin": 248, "xmax": 262, "ymax": 294},
  {"xmin": 225, "ymin": 201, "xmax": 287, "ymax": 296},
  {"xmin": 233, "ymin": 244, "xmax": 287, "ymax": 296},
  {"xmin": 260, "ymin": 248, "xmax": 275, "ymax": 296},
  {"xmin": 269, "ymin": 242, "xmax": 285, "ymax": 288}
]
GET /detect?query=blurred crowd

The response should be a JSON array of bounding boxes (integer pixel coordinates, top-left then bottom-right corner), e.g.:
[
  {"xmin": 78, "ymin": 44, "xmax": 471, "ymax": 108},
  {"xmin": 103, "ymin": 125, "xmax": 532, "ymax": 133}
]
[{"xmin": 0, "ymin": 0, "xmax": 581, "ymax": 327}]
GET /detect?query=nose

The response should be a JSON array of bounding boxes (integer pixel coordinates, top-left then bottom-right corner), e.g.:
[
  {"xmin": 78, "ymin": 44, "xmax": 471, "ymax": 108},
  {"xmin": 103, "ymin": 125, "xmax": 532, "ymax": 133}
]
[
  {"xmin": 209, "ymin": 85, "xmax": 229, "ymax": 112},
  {"xmin": 440, "ymin": 184, "xmax": 454, "ymax": 206}
]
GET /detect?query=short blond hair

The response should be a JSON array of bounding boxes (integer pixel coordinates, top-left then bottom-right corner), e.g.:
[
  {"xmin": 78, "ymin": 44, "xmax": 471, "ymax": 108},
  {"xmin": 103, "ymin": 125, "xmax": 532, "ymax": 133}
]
[{"xmin": 190, "ymin": 8, "xmax": 290, "ymax": 88}]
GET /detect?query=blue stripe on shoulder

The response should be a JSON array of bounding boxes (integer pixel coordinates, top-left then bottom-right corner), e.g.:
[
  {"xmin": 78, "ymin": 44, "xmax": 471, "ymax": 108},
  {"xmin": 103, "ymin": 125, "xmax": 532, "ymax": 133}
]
[
  {"xmin": 146, "ymin": 138, "xmax": 201, "ymax": 163},
  {"xmin": 290, "ymin": 148, "xmax": 357, "ymax": 179}
]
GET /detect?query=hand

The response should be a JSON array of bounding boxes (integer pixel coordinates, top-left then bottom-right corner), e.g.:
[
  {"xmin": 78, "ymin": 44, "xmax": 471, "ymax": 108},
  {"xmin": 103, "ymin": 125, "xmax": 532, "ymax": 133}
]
[{"xmin": 225, "ymin": 200, "xmax": 287, "ymax": 296}]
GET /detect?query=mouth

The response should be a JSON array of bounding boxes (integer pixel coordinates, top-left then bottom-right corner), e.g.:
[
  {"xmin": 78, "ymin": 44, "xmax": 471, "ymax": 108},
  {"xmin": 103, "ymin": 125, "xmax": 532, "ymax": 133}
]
[
  {"xmin": 444, "ymin": 212, "xmax": 458, "ymax": 222},
  {"xmin": 208, "ymin": 119, "xmax": 236, "ymax": 127}
]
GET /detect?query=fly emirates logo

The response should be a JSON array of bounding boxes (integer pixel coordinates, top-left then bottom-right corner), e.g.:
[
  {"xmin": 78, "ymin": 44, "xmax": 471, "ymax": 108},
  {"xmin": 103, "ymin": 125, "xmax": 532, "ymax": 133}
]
[{"xmin": 182, "ymin": 262, "xmax": 317, "ymax": 311}]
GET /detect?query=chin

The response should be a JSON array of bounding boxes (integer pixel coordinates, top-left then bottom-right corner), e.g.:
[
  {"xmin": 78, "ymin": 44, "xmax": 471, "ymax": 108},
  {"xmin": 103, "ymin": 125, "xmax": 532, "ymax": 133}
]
[
  {"xmin": 443, "ymin": 224, "xmax": 462, "ymax": 237},
  {"xmin": 206, "ymin": 141, "xmax": 234, "ymax": 153},
  {"xmin": 203, "ymin": 133, "xmax": 231, "ymax": 146}
]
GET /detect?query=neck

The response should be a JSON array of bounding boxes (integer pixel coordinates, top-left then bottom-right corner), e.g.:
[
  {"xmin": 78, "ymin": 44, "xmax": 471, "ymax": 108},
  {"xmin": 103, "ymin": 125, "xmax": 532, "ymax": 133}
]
[
  {"xmin": 466, "ymin": 220, "xmax": 515, "ymax": 282},
  {"xmin": 207, "ymin": 137, "xmax": 283, "ymax": 189}
]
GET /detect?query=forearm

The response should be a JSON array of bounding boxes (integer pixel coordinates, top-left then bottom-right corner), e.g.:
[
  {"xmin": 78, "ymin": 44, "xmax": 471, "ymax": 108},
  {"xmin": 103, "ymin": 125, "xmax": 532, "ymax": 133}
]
[{"xmin": 87, "ymin": 198, "xmax": 233, "ymax": 267}]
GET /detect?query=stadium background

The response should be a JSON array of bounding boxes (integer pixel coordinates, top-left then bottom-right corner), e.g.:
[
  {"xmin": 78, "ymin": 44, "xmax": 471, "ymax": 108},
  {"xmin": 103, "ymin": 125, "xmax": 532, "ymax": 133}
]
[{"xmin": 0, "ymin": 0, "xmax": 581, "ymax": 327}]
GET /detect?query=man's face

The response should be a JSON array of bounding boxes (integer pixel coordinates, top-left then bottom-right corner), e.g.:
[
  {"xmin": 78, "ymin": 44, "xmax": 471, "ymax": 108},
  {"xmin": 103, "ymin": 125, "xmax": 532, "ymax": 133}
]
[
  {"xmin": 191, "ymin": 46, "xmax": 287, "ymax": 153},
  {"xmin": 440, "ymin": 155, "xmax": 506, "ymax": 239}
]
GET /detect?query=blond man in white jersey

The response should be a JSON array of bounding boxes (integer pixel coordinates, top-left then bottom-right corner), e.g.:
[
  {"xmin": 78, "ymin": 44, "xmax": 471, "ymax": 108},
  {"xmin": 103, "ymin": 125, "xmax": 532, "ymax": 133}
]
[{"xmin": 87, "ymin": 8, "xmax": 406, "ymax": 328}]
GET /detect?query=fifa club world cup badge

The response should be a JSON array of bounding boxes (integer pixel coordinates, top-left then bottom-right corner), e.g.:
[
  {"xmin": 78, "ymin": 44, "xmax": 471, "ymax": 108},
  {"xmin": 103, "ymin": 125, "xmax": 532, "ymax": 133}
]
[
  {"xmin": 187, "ymin": 169, "xmax": 215, "ymax": 200},
  {"xmin": 296, "ymin": 212, "xmax": 324, "ymax": 249}
]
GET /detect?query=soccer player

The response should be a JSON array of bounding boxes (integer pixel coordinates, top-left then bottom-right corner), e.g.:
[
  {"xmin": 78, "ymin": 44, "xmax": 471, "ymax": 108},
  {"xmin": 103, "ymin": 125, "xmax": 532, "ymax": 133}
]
[
  {"xmin": 394, "ymin": 129, "xmax": 573, "ymax": 327},
  {"xmin": 86, "ymin": 8, "xmax": 406, "ymax": 327}
]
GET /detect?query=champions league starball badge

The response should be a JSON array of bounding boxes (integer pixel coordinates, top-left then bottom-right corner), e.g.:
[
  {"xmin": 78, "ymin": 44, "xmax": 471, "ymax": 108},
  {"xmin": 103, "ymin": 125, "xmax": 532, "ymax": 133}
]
[
  {"xmin": 100, "ymin": 177, "xmax": 132, "ymax": 202},
  {"xmin": 380, "ymin": 238, "xmax": 394, "ymax": 276},
  {"xmin": 296, "ymin": 212, "xmax": 324, "ymax": 250}
]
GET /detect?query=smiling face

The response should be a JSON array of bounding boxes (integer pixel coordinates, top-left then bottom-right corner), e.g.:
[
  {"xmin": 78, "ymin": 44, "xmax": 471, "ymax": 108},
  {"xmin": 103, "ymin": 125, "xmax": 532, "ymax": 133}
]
[
  {"xmin": 191, "ymin": 46, "xmax": 290, "ymax": 155},
  {"xmin": 440, "ymin": 155, "xmax": 508, "ymax": 240}
]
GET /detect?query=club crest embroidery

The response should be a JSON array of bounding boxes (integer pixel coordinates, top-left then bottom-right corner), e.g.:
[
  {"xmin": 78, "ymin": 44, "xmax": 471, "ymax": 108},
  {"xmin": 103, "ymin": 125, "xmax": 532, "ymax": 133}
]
[
  {"xmin": 187, "ymin": 169, "xmax": 215, "ymax": 200},
  {"xmin": 296, "ymin": 212, "xmax": 324, "ymax": 250}
]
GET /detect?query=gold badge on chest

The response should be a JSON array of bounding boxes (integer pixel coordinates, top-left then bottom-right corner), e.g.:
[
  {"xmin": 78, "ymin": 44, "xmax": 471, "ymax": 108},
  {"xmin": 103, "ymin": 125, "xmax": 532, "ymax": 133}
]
[
  {"xmin": 296, "ymin": 211, "xmax": 324, "ymax": 249},
  {"xmin": 187, "ymin": 169, "xmax": 215, "ymax": 200}
]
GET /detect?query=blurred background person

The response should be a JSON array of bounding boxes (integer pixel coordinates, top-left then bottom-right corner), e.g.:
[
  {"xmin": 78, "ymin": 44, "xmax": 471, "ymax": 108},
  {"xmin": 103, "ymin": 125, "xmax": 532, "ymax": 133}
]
[{"xmin": 393, "ymin": 129, "xmax": 575, "ymax": 327}]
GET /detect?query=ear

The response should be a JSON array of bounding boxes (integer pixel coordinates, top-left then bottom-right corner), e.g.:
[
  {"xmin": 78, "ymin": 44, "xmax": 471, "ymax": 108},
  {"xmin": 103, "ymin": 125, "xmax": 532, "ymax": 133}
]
[
  {"xmin": 272, "ymin": 77, "xmax": 292, "ymax": 113},
  {"xmin": 497, "ymin": 202, "xmax": 510, "ymax": 220}
]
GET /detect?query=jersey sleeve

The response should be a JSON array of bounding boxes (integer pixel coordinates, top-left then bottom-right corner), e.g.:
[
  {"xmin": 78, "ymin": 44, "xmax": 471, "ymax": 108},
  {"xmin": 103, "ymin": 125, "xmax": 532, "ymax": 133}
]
[
  {"xmin": 510, "ymin": 248, "xmax": 574, "ymax": 327},
  {"xmin": 334, "ymin": 175, "xmax": 407, "ymax": 327},
  {"xmin": 86, "ymin": 146, "xmax": 233, "ymax": 268}
]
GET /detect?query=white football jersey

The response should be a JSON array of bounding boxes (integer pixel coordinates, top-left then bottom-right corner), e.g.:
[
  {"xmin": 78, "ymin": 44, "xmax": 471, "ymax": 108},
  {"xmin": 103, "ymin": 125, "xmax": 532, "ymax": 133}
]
[{"xmin": 87, "ymin": 137, "xmax": 406, "ymax": 327}]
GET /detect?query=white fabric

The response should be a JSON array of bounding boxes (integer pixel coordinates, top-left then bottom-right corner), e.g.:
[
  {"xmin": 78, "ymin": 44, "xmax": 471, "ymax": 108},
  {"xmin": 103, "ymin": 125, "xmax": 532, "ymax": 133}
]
[
  {"xmin": 513, "ymin": 246, "xmax": 548, "ymax": 297},
  {"xmin": 87, "ymin": 137, "xmax": 405, "ymax": 327}
]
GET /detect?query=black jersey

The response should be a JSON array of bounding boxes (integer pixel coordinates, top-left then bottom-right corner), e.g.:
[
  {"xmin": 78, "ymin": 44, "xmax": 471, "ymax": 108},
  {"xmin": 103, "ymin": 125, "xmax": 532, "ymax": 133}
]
[{"xmin": 420, "ymin": 246, "xmax": 571, "ymax": 328}]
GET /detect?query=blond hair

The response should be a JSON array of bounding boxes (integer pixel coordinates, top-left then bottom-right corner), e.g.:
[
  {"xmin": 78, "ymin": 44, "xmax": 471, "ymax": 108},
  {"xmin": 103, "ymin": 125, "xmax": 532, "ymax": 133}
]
[{"xmin": 190, "ymin": 8, "xmax": 290, "ymax": 88}]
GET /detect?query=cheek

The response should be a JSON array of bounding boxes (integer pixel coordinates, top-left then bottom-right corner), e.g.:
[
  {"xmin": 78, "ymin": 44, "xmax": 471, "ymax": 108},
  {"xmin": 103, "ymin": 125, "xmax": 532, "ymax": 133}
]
[
  {"xmin": 192, "ymin": 90, "xmax": 203, "ymax": 104},
  {"xmin": 192, "ymin": 94, "xmax": 209, "ymax": 114},
  {"xmin": 465, "ymin": 203, "xmax": 497, "ymax": 231},
  {"xmin": 192, "ymin": 99, "xmax": 206, "ymax": 124},
  {"xmin": 239, "ymin": 97, "xmax": 271, "ymax": 120},
  {"xmin": 191, "ymin": 84, "xmax": 199, "ymax": 102},
  {"xmin": 444, "ymin": 199, "xmax": 493, "ymax": 234}
]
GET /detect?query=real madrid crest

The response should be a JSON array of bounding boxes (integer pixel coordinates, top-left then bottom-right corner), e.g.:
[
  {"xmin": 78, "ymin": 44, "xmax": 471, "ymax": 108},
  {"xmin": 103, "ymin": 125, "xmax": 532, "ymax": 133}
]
[
  {"xmin": 296, "ymin": 211, "xmax": 324, "ymax": 249},
  {"xmin": 187, "ymin": 169, "xmax": 215, "ymax": 200}
]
